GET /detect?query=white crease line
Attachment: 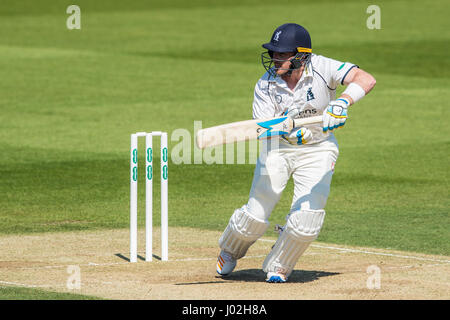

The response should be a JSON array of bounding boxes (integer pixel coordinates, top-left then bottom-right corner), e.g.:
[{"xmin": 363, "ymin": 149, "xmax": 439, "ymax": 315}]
[
  {"xmin": 5, "ymin": 240, "xmax": 449, "ymax": 271},
  {"xmin": 168, "ymin": 257, "xmax": 214, "ymax": 262},
  {"xmin": 18, "ymin": 261, "xmax": 128, "ymax": 270},
  {"xmin": 10, "ymin": 254, "xmax": 267, "ymax": 271},
  {"xmin": 310, "ymin": 243, "xmax": 450, "ymax": 264},
  {"xmin": 258, "ymin": 239, "xmax": 450, "ymax": 264},
  {"xmin": 0, "ymin": 280, "xmax": 53, "ymax": 288},
  {"xmin": 383, "ymin": 263, "xmax": 447, "ymax": 270},
  {"xmin": 157, "ymin": 254, "xmax": 266, "ymax": 263}
]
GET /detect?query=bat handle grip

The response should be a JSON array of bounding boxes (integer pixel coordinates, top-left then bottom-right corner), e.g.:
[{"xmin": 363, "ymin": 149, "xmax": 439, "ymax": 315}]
[{"xmin": 293, "ymin": 115, "xmax": 323, "ymax": 127}]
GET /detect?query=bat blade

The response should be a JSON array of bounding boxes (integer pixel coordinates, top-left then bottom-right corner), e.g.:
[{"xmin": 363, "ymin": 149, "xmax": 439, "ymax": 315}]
[{"xmin": 196, "ymin": 115, "xmax": 322, "ymax": 149}]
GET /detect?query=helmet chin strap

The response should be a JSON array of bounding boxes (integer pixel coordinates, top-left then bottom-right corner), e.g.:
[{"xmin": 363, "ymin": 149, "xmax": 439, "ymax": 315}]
[
  {"xmin": 286, "ymin": 59, "xmax": 302, "ymax": 76},
  {"xmin": 286, "ymin": 52, "xmax": 310, "ymax": 75},
  {"xmin": 264, "ymin": 52, "xmax": 310, "ymax": 77}
]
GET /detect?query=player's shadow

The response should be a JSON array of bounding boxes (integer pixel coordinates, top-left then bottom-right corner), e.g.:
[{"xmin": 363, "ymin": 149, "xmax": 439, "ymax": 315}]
[{"xmin": 218, "ymin": 269, "xmax": 339, "ymax": 283}]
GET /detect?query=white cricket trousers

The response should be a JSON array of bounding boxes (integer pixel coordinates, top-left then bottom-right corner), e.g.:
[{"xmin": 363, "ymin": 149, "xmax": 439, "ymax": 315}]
[{"xmin": 246, "ymin": 136, "xmax": 339, "ymax": 222}]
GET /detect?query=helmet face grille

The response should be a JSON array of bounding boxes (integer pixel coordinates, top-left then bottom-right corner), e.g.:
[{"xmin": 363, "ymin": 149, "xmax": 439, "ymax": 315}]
[
  {"xmin": 292, "ymin": 52, "xmax": 312, "ymax": 68},
  {"xmin": 261, "ymin": 51, "xmax": 276, "ymax": 77},
  {"xmin": 261, "ymin": 51, "xmax": 311, "ymax": 77}
]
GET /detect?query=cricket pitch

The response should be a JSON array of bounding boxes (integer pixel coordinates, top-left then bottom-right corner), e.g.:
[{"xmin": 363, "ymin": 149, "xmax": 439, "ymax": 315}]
[{"xmin": 0, "ymin": 227, "xmax": 448, "ymax": 300}]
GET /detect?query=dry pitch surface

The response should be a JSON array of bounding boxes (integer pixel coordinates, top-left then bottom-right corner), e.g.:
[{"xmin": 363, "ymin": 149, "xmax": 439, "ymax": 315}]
[{"xmin": 0, "ymin": 227, "xmax": 449, "ymax": 300}]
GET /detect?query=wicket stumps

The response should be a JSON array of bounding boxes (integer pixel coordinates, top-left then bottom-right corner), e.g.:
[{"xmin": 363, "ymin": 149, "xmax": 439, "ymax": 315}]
[{"xmin": 130, "ymin": 131, "xmax": 168, "ymax": 263}]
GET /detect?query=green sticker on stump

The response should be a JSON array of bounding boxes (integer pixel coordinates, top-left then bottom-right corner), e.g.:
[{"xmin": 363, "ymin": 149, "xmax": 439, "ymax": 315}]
[
  {"xmin": 132, "ymin": 167, "xmax": 137, "ymax": 181},
  {"xmin": 132, "ymin": 149, "xmax": 137, "ymax": 164},
  {"xmin": 147, "ymin": 165, "xmax": 153, "ymax": 180},
  {"xmin": 147, "ymin": 148, "xmax": 152, "ymax": 162},
  {"xmin": 162, "ymin": 165, "xmax": 168, "ymax": 180}
]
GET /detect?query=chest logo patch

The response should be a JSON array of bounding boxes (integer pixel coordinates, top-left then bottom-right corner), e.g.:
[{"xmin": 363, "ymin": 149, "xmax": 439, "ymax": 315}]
[
  {"xmin": 275, "ymin": 94, "xmax": 282, "ymax": 104},
  {"xmin": 306, "ymin": 88, "xmax": 315, "ymax": 101}
]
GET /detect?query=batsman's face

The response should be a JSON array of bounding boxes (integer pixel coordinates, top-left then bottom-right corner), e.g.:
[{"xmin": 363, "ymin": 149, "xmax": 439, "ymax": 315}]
[{"xmin": 272, "ymin": 52, "xmax": 295, "ymax": 75}]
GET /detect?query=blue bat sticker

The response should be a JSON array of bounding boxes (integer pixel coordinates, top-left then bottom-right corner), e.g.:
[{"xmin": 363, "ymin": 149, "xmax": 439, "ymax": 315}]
[{"xmin": 257, "ymin": 117, "xmax": 289, "ymax": 139}]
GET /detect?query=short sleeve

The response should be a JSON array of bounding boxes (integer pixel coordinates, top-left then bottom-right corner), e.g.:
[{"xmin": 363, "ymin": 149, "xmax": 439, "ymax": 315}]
[
  {"xmin": 315, "ymin": 55, "xmax": 359, "ymax": 88},
  {"xmin": 333, "ymin": 61, "xmax": 359, "ymax": 86},
  {"xmin": 252, "ymin": 80, "xmax": 277, "ymax": 119}
]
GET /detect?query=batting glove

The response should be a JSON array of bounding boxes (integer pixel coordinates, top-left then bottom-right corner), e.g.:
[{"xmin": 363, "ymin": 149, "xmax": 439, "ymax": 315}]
[
  {"xmin": 322, "ymin": 98, "xmax": 349, "ymax": 132},
  {"xmin": 283, "ymin": 127, "xmax": 313, "ymax": 145}
]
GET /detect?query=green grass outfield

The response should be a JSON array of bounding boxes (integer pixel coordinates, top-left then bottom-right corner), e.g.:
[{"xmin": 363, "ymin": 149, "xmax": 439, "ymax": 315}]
[
  {"xmin": 0, "ymin": 286, "xmax": 101, "ymax": 300},
  {"xmin": 0, "ymin": 0, "xmax": 449, "ymax": 298}
]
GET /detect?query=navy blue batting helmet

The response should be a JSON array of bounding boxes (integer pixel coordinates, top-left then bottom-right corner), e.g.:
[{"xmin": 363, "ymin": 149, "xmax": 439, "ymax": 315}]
[
  {"xmin": 262, "ymin": 23, "xmax": 312, "ymax": 53},
  {"xmin": 261, "ymin": 23, "xmax": 312, "ymax": 76}
]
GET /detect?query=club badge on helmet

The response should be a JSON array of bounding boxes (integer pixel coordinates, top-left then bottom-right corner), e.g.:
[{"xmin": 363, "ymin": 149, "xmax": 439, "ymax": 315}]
[{"xmin": 261, "ymin": 23, "xmax": 312, "ymax": 77}]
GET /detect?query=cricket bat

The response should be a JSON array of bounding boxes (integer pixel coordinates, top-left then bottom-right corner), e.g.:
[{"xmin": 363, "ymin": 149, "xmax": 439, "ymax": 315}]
[{"xmin": 196, "ymin": 115, "xmax": 323, "ymax": 149}]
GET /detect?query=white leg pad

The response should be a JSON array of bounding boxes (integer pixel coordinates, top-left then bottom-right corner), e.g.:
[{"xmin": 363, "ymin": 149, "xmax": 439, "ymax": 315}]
[
  {"xmin": 219, "ymin": 207, "xmax": 270, "ymax": 259},
  {"xmin": 262, "ymin": 209, "xmax": 325, "ymax": 277}
]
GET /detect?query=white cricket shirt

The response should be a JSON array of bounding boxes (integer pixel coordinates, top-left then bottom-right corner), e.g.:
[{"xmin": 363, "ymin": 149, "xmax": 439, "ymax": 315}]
[{"xmin": 252, "ymin": 54, "xmax": 358, "ymax": 145}]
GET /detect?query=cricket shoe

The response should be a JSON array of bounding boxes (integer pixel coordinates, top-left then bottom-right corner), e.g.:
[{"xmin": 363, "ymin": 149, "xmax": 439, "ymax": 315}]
[
  {"xmin": 216, "ymin": 250, "xmax": 236, "ymax": 276},
  {"xmin": 266, "ymin": 272, "xmax": 287, "ymax": 283}
]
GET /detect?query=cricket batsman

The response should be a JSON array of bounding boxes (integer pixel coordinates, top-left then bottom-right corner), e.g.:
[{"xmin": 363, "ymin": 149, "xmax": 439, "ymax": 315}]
[{"xmin": 216, "ymin": 23, "xmax": 376, "ymax": 282}]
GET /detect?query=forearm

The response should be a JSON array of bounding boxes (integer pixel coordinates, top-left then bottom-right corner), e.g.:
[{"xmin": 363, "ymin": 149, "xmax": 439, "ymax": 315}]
[
  {"xmin": 340, "ymin": 68, "xmax": 376, "ymax": 105},
  {"xmin": 323, "ymin": 68, "xmax": 375, "ymax": 131}
]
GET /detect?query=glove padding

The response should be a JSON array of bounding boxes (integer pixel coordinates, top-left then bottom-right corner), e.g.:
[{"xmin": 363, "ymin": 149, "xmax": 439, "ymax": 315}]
[
  {"xmin": 322, "ymin": 98, "xmax": 349, "ymax": 132},
  {"xmin": 283, "ymin": 127, "xmax": 313, "ymax": 145}
]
